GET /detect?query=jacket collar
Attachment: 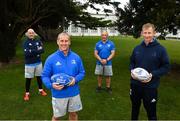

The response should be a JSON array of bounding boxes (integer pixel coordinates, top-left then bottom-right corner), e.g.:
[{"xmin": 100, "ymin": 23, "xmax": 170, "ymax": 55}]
[
  {"xmin": 101, "ymin": 39, "xmax": 109, "ymax": 44},
  {"xmin": 57, "ymin": 49, "xmax": 71, "ymax": 58},
  {"xmin": 141, "ymin": 38, "xmax": 159, "ymax": 47}
]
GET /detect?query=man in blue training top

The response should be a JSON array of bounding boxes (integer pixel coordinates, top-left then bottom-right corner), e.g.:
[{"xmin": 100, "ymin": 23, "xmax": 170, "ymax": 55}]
[
  {"xmin": 130, "ymin": 23, "xmax": 170, "ymax": 120},
  {"xmin": 41, "ymin": 32, "xmax": 85, "ymax": 121},
  {"xmin": 23, "ymin": 28, "xmax": 47, "ymax": 101},
  {"xmin": 94, "ymin": 31, "xmax": 115, "ymax": 94}
]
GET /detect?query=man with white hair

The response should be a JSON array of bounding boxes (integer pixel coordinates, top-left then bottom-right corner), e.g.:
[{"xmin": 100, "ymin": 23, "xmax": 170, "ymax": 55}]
[
  {"xmin": 94, "ymin": 31, "xmax": 115, "ymax": 94},
  {"xmin": 23, "ymin": 28, "xmax": 47, "ymax": 101},
  {"xmin": 41, "ymin": 32, "xmax": 85, "ymax": 121}
]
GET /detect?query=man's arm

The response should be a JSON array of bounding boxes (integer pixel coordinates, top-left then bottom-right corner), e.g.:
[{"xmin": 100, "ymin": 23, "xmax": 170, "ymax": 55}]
[
  {"xmin": 94, "ymin": 50, "xmax": 102, "ymax": 61},
  {"xmin": 94, "ymin": 50, "xmax": 108, "ymax": 65},
  {"xmin": 41, "ymin": 59, "xmax": 53, "ymax": 89},
  {"xmin": 74, "ymin": 57, "xmax": 85, "ymax": 83},
  {"xmin": 151, "ymin": 48, "xmax": 170, "ymax": 78},
  {"xmin": 107, "ymin": 50, "xmax": 115, "ymax": 61},
  {"xmin": 130, "ymin": 49, "xmax": 136, "ymax": 70},
  {"xmin": 36, "ymin": 40, "xmax": 44, "ymax": 54},
  {"xmin": 23, "ymin": 41, "xmax": 34, "ymax": 57}
]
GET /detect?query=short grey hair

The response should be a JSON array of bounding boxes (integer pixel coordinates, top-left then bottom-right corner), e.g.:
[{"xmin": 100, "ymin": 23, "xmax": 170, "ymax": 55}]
[
  {"xmin": 57, "ymin": 32, "xmax": 70, "ymax": 41},
  {"xmin": 101, "ymin": 31, "xmax": 108, "ymax": 36}
]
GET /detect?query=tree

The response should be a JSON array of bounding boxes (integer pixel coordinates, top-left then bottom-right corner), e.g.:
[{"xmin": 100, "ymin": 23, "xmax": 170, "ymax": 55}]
[
  {"xmin": 115, "ymin": 0, "xmax": 180, "ymax": 38},
  {"xmin": 0, "ymin": 0, "xmax": 20, "ymax": 63},
  {"xmin": 0, "ymin": 0, "xmax": 116, "ymax": 63}
]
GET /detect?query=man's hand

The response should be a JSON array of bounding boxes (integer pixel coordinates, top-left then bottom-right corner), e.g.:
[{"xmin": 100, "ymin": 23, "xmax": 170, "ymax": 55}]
[
  {"xmin": 100, "ymin": 59, "xmax": 107, "ymax": 65},
  {"xmin": 68, "ymin": 77, "xmax": 76, "ymax": 86},
  {"xmin": 141, "ymin": 73, "xmax": 152, "ymax": 83},
  {"xmin": 37, "ymin": 46, "xmax": 42, "ymax": 50},
  {"xmin": 52, "ymin": 83, "xmax": 64, "ymax": 90}
]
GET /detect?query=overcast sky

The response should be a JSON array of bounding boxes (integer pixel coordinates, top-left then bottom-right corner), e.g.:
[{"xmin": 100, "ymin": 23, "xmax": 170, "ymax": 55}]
[
  {"xmin": 115, "ymin": 0, "xmax": 129, "ymax": 8},
  {"xmin": 77, "ymin": 0, "xmax": 129, "ymax": 14},
  {"xmin": 90, "ymin": 0, "xmax": 129, "ymax": 14}
]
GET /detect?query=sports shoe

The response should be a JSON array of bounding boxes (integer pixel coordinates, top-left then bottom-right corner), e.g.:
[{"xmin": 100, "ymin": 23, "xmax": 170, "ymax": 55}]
[
  {"xmin": 39, "ymin": 90, "xmax": 47, "ymax": 96},
  {"xmin": 96, "ymin": 86, "xmax": 102, "ymax": 93},
  {"xmin": 106, "ymin": 87, "xmax": 112, "ymax": 94},
  {"xmin": 24, "ymin": 93, "xmax": 30, "ymax": 101}
]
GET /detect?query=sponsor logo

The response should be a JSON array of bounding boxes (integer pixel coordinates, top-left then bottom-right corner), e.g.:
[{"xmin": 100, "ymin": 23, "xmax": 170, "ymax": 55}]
[
  {"xmin": 56, "ymin": 61, "xmax": 61, "ymax": 66},
  {"xmin": 151, "ymin": 98, "xmax": 156, "ymax": 103},
  {"xmin": 71, "ymin": 60, "xmax": 76, "ymax": 64}
]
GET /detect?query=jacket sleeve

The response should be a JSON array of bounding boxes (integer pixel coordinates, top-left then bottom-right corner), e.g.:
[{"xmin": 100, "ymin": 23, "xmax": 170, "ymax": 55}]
[
  {"xmin": 23, "ymin": 40, "xmax": 44, "ymax": 57},
  {"xmin": 130, "ymin": 49, "xmax": 135, "ymax": 71},
  {"xmin": 111, "ymin": 41, "xmax": 116, "ymax": 50},
  {"xmin": 36, "ymin": 40, "xmax": 44, "ymax": 54},
  {"xmin": 151, "ymin": 48, "xmax": 170, "ymax": 78},
  {"xmin": 41, "ymin": 58, "xmax": 53, "ymax": 89},
  {"xmin": 23, "ymin": 41, "xmax": 34, "ymax": 57},
  {"xmin": 75, "ymin": 57, "xmax": 85, "ymax": 83}
]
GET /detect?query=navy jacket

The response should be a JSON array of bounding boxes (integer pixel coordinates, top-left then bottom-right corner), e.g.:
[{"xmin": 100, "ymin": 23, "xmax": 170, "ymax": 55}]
[
  {"xmin": 23, "ymin": 38, "xmax": 44, "ymax": 64},
  {"xmin": 130, "ymin": 39, "xmax": 170, "ymax": 88}
]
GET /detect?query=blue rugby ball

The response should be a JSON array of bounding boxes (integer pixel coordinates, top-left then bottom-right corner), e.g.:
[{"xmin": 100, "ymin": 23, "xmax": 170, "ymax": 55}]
[{"xmin": 51, "ymin": 73, "xmax": 73, "ymax": 86}]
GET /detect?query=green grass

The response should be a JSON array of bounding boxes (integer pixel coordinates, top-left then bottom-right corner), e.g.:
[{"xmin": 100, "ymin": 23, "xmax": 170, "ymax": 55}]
[{"xmin": 0, "ymin": 36, "xmax": 180, "ymax": 120}]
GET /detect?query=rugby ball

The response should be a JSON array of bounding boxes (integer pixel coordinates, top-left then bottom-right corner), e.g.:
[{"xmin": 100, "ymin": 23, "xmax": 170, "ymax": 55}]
[
  {"xmin": 132, "ymin": 68, "xmax": 150, "ymax": 81},
  {"xmin": 51, "ymin": 73, "xmax": 73, "ymax": 86}
]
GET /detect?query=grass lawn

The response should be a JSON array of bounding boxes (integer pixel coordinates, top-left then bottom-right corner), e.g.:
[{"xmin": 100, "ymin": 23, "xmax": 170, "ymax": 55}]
[{"xmin": 0, "ymin": 36, "xmax": 180, "ymax": 120}]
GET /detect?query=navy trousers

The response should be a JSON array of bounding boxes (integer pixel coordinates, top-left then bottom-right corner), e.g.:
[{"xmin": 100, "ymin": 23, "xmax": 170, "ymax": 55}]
[{"xmin": 130, "ymin": 84, "xmax": 158, "ymax": 120}]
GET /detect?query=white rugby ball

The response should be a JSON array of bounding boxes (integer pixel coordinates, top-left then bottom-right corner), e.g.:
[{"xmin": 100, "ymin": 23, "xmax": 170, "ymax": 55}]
[{"xmin": 132, "ymin": 67, "xmax": 150, "ymax": 81}]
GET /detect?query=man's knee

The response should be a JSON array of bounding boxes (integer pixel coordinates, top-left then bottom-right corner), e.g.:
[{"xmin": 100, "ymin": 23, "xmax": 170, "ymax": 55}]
[
  {"xmin": 52, "ymin": 116, "xmax": 60, "ymax": 121},
  {"xmin": 69, "ymin": 112, "xmax": 78, "ymax": 119}
]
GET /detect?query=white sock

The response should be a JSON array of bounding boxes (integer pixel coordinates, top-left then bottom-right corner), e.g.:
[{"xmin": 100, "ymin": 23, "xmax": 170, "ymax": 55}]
[
  {"xmin": 25, "ymin": 92, "xmax": 30, "ymax": 95},
  {"xmin": 39, "ymin": 89, "xmax": 43, "ymax": 92}
]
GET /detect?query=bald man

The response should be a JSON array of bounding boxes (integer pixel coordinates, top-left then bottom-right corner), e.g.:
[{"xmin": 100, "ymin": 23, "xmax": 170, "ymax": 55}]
[
  {"xmin": 23, "ymin": 28, "xmax": 47, "ymax": 101},
  {"xmin": 94, "ymin": 31, "xmax": 115, "ymax": 94}
]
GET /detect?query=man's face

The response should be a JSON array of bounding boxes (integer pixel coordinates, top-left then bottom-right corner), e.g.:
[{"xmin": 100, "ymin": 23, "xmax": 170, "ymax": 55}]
[
  {"xmin": 27, "ymin": 30, "xmax": 35, "ymax": 39},
  {"xmin": 141, "ymin": 27, "xmax": 156, "ymax": 43},
  {"xmin": 57, "ymin": 35, "xmax": 70, "ymax": 52},
  {"xmin": 101, "ymin": 32, "xmax": 108, "ymax": 42}
]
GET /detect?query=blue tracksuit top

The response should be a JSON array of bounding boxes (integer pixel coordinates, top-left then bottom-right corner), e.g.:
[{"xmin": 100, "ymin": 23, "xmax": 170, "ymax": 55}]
[
  {"xmin": 23, "ymin": 38, "xmax": 44, "ymax": 64},
  {"xmin": 95, "ymin": 40, "xmax": 115, "ymax": 65},
  {"xmin": 41, "ymin": 49, "xmax": 85, "ymax": 98},
  {"xmin": 130, "ymin": 39, "xmax": 170, "ymax": 88}
]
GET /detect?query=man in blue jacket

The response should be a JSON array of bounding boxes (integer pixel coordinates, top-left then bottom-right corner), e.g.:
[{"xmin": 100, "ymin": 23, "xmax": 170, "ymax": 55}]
[
  {"xmin": 94, "ymin": 31, "xmax": 115, "ymax": 94},
  {"xmin": 130, "ymin": 23, "xmax": 170, "ymax": 120},
  {"xmin": 23, "ymin": 28, "xmax": 47, "ymax": 101},
  {"xmin": 41, "ymin": 32, "xmax": 85, "ymax": 121}
]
